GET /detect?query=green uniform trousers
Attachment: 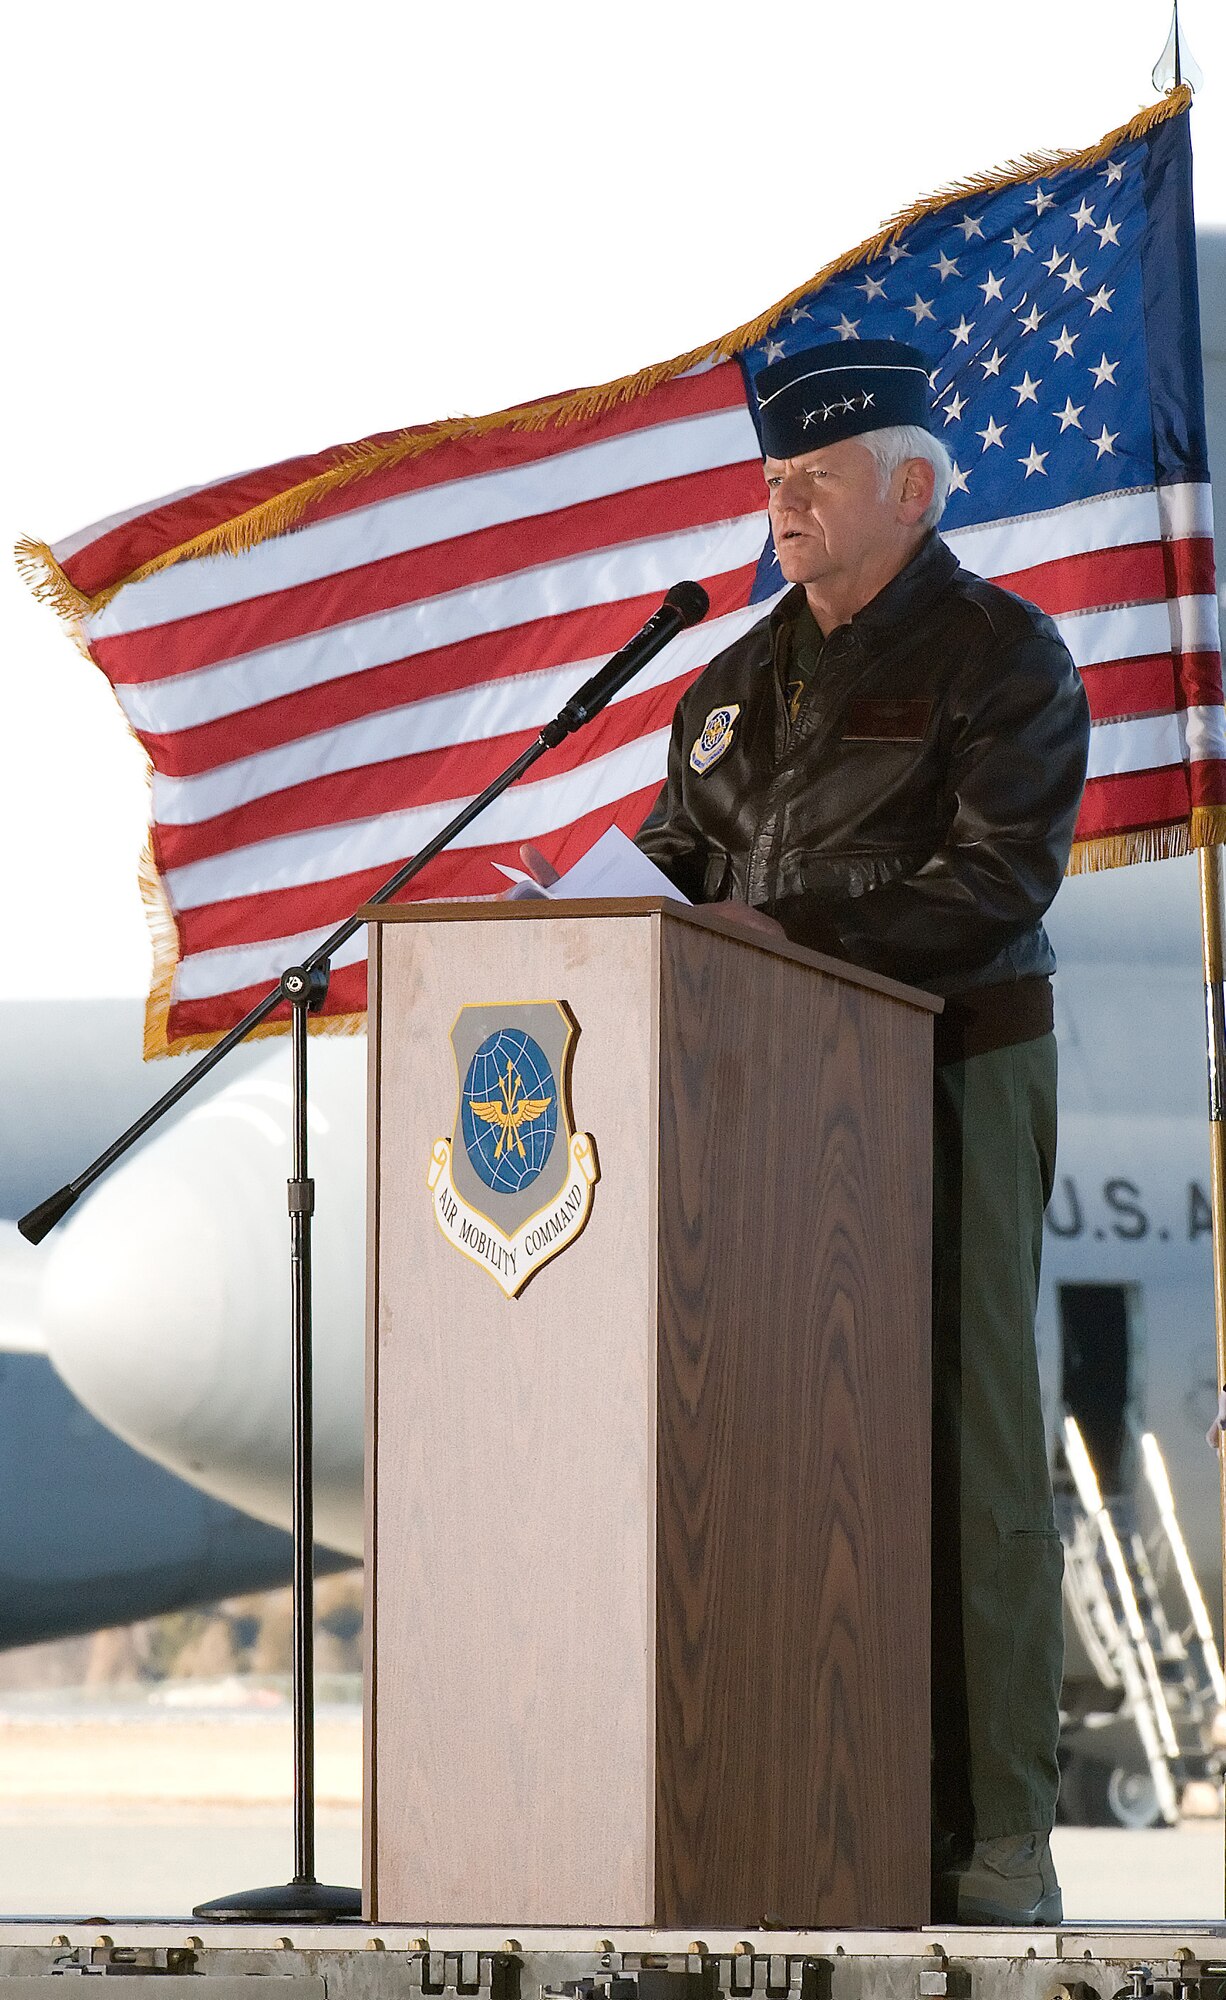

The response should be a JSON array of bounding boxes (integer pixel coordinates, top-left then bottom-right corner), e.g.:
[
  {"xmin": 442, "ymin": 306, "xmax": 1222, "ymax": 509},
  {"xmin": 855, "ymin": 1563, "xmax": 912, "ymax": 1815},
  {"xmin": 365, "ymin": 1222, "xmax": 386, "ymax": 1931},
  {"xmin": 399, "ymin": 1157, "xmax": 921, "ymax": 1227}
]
[{"xmin": 930, "ymin": 1031, "xmax": 1064, "ymax": 1843}]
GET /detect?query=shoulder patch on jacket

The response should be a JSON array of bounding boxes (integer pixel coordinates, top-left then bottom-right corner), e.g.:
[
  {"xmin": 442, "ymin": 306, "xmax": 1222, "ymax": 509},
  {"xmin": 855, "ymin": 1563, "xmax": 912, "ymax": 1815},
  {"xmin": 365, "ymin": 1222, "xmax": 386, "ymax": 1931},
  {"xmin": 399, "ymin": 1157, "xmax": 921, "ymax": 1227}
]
[{"xmin": 690, "ymin": 703, "xmax": 742, "ymax": 774}]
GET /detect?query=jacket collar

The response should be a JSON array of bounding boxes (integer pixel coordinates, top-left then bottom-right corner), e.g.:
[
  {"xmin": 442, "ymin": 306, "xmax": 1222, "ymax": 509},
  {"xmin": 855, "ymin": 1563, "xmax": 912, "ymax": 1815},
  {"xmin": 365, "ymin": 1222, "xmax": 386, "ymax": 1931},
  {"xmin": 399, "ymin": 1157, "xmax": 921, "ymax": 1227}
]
[{"xmin": 769, "ymin": 531, "xmax": 959, "ymax": 647}]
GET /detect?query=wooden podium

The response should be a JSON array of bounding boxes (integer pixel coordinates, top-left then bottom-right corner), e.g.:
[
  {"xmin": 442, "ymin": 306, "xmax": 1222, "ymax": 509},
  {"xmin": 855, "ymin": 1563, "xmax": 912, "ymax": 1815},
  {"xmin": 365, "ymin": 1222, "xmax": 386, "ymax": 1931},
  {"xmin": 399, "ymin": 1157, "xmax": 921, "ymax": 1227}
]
[{"xmin": 363, "ymin": 899, "xmax": 938, "ymax": 1929}]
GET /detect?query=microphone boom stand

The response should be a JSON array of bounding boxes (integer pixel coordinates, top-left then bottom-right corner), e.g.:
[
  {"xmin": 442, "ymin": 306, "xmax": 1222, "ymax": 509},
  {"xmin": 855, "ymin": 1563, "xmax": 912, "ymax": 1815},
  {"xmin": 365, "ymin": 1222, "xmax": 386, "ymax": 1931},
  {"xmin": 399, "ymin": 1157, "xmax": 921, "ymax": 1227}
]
[{"xmin": 18, "ymin": 583, "xmax": 708, "ymax": 1924}]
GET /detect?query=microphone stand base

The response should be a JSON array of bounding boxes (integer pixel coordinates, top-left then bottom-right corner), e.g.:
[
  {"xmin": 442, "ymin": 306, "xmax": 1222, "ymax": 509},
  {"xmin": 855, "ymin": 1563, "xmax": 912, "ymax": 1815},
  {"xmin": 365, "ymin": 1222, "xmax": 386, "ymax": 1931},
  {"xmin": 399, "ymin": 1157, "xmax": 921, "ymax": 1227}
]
[{"xmin": 192, "ymin": 1880, "xmax": 363, "ymax": 1923}]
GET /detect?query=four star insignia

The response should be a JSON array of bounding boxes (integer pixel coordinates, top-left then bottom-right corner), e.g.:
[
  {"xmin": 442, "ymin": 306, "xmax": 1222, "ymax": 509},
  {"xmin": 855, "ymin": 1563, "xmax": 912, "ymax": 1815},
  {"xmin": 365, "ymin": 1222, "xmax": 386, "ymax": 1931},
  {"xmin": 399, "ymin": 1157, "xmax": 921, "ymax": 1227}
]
[
  {"xmin": 833, "ymin": 313, "xmax": 861, "ymax": 340},
  {"xmin": 977, "ymin": 415, "xmax": 1006, "ymax": 451},
  {"xmin": 1095, "ymin": 215, "xmax": 1121, "ymax": 249},
  {"xmin": 1088, "ymin": 285, "xmax": 1114, "ymax": 316},
  {"xmin": 931, "ymin": 250, "xmax": 961, "ymax": 281},
  {"xmin": 1012, "ymin": 372, "xmax": 1040, "ymax": 406},
  {"xmin": 1090, "ymin": 353, "xmax": 1119, "ymax": 387},
  {"xmin": 1050, "ymin": 324, "xmax": 1079, "ymax": 359},
  {"xmin": 979, "ymin": 270, "xmax": 1005, "ymax": 303},
  {"xmin": 1054, "ymin": 396, "xmax": 1085, "ymax": 431},
  {"xmin": 1019, "ymin": 444, "xmax": 1049, "ymax": 478},
  {"xmin": 1026, "ymin": 185, "xmax": 1056, "ymax": 216},
  {"xmin": 949, "ymin": 315, "xmax": 976, "ymax": 347},
  {"xmin": 1092, "ymin": 424, "xmax": 1120, "ymax": 458},
  {"xmin": 1070, "ymin": 198, "xmax": 1096, "ymax": 231},
  {"xmin": 804, "ymin": 390, "xmax": 877, "ymax": 427}
]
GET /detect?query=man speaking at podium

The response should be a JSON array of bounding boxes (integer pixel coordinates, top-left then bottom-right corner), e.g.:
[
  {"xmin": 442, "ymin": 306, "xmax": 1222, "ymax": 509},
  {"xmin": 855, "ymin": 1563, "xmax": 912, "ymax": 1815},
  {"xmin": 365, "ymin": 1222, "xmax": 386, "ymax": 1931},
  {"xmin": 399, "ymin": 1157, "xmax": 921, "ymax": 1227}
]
[{"xmin": 635, "ymin": 341, "xmax": 1091, "ymax": 1925}]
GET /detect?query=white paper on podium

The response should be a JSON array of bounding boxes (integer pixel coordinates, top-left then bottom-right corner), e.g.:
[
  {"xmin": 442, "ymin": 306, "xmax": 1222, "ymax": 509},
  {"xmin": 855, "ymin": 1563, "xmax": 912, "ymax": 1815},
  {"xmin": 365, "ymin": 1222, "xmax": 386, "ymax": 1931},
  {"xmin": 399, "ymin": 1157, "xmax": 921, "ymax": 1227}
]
[{"xmin": 493, "ymin": 826, "xmax": 690, "ymax": 904}]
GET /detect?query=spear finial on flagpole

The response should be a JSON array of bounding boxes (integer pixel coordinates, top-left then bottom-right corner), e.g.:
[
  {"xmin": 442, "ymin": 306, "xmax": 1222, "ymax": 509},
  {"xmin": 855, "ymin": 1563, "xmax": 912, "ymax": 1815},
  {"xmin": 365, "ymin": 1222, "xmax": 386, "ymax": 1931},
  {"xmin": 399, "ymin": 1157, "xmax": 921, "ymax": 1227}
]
[{"xmin": 1153, "ymin": 1, "xmax": 1203, "ymax": 94}]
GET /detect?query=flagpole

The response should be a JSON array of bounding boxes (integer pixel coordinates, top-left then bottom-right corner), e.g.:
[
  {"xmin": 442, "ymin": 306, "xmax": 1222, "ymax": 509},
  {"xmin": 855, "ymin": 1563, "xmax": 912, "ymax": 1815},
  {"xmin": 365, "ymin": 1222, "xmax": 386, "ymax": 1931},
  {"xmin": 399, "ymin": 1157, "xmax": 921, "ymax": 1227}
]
[
  {"xmin": 1148, "ymin": 0, "xmax": 1221, "ymax": 1891},
  {"xmin": 1197, "ymin": 847, "xmax": 1226, "ymax": 1907},
  {"xmin": 1197, "ymin": 845, "xmax": 1226, "ymax": 1531}
]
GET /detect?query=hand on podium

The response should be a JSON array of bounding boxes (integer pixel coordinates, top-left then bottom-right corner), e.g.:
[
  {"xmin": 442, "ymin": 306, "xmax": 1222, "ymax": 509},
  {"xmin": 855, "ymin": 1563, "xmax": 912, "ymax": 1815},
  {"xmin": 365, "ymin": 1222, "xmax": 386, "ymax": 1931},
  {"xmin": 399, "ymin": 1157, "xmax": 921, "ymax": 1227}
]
[
  {"xmin": 496, "ymin": 844, "xmax": 559, "ymax": 900},
  {"xmin": 518, "ymin": 843, "xmax": 560, "ymax": 888}
]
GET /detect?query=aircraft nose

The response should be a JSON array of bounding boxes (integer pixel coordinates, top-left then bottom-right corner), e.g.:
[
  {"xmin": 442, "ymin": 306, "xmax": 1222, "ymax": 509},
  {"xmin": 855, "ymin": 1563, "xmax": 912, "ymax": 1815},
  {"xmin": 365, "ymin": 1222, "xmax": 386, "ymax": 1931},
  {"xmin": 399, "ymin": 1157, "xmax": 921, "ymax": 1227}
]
[{"xmin": 37, "ymin": 1050, "xmax": 365, "ymax": 1558}]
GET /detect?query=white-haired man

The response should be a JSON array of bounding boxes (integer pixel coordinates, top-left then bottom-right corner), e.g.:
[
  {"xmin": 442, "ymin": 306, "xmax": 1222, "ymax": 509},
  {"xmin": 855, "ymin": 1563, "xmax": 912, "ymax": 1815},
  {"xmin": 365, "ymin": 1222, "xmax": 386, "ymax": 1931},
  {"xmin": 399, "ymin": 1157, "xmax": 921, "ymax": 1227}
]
[{"xmin": 633, "ymin": 340, "xmax": 1092, "ymax": 1923}]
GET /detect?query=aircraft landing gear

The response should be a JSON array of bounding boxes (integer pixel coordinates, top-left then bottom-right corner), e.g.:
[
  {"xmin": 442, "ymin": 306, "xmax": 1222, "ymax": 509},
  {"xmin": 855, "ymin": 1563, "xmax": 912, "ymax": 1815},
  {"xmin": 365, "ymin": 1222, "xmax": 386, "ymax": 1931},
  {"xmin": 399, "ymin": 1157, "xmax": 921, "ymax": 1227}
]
[{"xmin": 1058, "ymin": 1753, "xmax": 1167, "ymax": 1829}]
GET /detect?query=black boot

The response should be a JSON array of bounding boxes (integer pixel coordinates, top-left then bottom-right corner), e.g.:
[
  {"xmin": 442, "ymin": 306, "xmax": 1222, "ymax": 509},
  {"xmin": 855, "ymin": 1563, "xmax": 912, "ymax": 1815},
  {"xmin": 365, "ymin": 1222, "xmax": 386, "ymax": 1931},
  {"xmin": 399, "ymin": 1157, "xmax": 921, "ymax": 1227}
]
[{"xmin": 931, "ymin": 1832, "xmax": 1062, "ymax": 1925}]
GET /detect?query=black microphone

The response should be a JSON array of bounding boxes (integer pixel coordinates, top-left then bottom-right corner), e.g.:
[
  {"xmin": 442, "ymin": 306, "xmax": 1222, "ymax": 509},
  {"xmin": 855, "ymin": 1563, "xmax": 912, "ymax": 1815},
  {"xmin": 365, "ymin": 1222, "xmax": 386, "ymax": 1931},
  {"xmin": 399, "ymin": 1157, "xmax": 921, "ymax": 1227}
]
[{"xmin": 541, "ymin": 580, "xmax": 709, "ymax": 746}]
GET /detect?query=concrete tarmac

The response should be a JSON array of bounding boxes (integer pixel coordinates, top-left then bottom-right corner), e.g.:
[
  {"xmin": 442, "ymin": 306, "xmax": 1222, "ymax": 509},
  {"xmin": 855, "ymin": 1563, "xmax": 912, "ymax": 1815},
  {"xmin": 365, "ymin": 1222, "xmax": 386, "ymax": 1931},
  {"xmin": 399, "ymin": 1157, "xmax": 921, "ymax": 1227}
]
[
  {"xmin": 0, "ymin": 1811, "xmax": 1220, "ymax": 1925},
  {"xmin": 0, "ymin": 1803, "xmax": 363, "ymax": 1920},
  {"xmin": 0, "ymin": 1699, "xmax": 1221, "ymax": 1923},
  {"xmin": 0, "ymin": 1695, "xmax": 363, "ymax": 1918}
]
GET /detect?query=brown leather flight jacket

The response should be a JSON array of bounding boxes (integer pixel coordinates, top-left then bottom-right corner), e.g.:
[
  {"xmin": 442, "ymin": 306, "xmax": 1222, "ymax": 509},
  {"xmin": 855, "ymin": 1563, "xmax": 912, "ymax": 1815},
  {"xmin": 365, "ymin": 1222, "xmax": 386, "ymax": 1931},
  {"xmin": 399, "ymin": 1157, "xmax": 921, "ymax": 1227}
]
[{"xmin": 636, "ymin": 532, "xmax": 1091, "ymax": 1001}]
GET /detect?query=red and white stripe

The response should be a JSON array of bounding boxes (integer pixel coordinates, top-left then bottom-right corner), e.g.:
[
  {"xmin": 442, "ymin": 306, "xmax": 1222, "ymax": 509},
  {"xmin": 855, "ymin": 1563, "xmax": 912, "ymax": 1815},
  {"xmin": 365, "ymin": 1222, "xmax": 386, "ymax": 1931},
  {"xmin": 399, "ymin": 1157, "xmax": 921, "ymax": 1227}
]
[
  {"xmin": 54, "ymin": 358, "xmax": 1224, "ymax": 1049},
  {"xmin": 61, "ymin": 364, "xmax": 778, "ymax": 1045},
  {"xmin": 947, "ymin": 480, "xmax": 1226, "ymax": 843}
]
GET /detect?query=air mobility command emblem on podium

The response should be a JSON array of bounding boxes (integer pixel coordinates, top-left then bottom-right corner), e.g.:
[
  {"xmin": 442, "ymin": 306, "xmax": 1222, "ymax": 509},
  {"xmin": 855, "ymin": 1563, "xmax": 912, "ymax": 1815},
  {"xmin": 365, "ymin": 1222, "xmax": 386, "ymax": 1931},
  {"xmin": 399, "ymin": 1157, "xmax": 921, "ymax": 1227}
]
[
  {"xmin": 690, "ymin": 702, "xmax": 740, "ymax": 775},
  {"xmin": 428, "ymin": 1000, "xmax": 598, "ymax": 1297}
]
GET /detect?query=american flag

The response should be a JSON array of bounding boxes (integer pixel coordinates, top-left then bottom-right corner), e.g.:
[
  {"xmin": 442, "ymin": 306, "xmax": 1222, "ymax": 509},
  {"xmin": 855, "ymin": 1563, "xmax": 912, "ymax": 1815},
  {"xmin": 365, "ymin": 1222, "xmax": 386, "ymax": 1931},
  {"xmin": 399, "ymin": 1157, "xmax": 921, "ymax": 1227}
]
[{"xmin": 20, "ymin": 89, "xmax": 1221, "ymax": 1055}]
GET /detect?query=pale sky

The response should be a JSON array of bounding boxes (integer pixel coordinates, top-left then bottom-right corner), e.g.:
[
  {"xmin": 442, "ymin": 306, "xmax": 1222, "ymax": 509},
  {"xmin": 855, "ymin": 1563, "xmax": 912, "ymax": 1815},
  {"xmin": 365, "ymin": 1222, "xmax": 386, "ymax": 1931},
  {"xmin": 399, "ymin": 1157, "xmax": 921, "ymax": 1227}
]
[{"xmin": 4, "ymin": 0, "xmax": 1225, "ymax": 1004}]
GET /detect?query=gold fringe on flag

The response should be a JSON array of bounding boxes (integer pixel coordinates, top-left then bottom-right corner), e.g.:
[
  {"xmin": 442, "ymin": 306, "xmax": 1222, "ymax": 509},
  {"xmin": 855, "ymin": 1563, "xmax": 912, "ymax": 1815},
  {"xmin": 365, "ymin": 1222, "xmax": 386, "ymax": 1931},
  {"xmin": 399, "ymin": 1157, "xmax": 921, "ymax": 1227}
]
[
  {"xmin": 138, "ymin": 843, "xmax": 185, "ymax": 1059},
  {"xmin": 15, "ymin": 85, "xmax": 1193, "ymax": 623},
  {"xmin": 139, "ymin": 845, "xmax": 370, "ymax": 1057},
  {"xmin": 15, "ymin": 537, "xmax": 96, "ymax": 626},
  {"xmin": 1068, "ymin": 807, "xmax": 1226, "ymax": 876},
  {"xmin": 148, "ymin": 1004, "xmax": 370, "ymax": 1061}
]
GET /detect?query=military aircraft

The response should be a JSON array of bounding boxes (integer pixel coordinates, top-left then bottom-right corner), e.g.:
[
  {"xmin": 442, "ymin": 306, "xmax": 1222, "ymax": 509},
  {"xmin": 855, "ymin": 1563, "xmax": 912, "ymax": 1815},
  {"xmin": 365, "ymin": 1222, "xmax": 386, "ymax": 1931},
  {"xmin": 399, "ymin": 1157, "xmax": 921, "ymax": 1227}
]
[{"xmin": 0, "ymin": 1002, "xmax": 352, "ymax": 1649}]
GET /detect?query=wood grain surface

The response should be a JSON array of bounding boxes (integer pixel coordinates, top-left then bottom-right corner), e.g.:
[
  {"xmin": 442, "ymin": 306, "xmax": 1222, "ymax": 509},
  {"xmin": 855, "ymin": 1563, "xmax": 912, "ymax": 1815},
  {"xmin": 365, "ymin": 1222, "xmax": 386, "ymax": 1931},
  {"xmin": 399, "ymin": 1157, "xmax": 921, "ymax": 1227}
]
[
  {"xmin": 356, "ymin": 895, "xmax": 943, "ymax": 1016},
  {"xmin": 365, "ymin": 905, "xmax": 932, "ymax": 1928},
  {"xmin": 652, "ymin": 917, "xmax": 931, "ymax": 1927},
  {"xmin": 366, "ymin": 914, "xmax": 661, "ymax": 1924}
]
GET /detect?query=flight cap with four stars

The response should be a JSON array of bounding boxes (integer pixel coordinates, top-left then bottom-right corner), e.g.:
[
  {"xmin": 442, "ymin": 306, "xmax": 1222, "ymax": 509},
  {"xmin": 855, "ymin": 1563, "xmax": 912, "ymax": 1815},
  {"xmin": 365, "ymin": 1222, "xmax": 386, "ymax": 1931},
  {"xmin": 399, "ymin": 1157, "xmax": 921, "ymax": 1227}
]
[{"xmin": 752, "ymin": 338, "xmax": 934, "ymax": 459}]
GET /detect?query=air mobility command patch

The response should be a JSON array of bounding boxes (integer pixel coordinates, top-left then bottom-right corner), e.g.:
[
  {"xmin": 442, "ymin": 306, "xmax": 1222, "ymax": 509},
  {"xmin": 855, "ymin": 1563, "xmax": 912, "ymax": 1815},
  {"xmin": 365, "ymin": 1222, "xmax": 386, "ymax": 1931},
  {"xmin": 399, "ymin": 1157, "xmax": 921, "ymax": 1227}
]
[
  {"xmin": 427, "ymin": 1000, "xmax": 599, "ymax": 1298},
  {"xmin": 689, "ymin": 702, "xmax": 741, "ymax": 775}
]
